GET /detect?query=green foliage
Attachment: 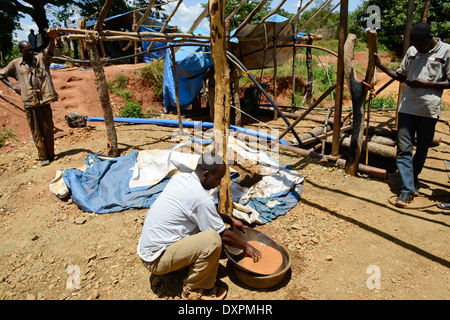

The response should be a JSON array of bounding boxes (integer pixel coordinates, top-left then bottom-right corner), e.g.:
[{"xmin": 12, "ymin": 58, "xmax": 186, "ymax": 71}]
[
  {"xmin": 0, "ymin": 128, "xmax": 18, "ymax": 148},
  {"xmin": 119, "ymin": 100, "xmax": 145, "ymax": 118},
  {"xmin": 349, "ymin": 0, "xmax": 450, "ymax": 56},
  {"xmin": 108, "ymin": 74, "xmax": 131, "ymax": 99},
  {"xmin": 1, "ymin": 41, "xmax": 20, "ymax": 66},
  {"xmin": 314, "ymin": 64, "xmax": 336, "ymax": 87},
  {"xmin": 296, "ymin": 0, "xmax": 340, "ymax": 40},
  {"xmin": 0, "ymin": 0, "xmax": 22, "ymax": 62},
  {"xmin": 370, "ymin": 94, "xmax": 397, "ymax": 110},
  {"xmin": 140, "ymin": 60, "xmax": 164, "ymax": 101},
  {"xmin": 71, "ymin": 0, "xmax": 168, "ymax": 23},
  {"xmin": 201, "ymin": 0, "xmax": 273, "ymax": 30}
]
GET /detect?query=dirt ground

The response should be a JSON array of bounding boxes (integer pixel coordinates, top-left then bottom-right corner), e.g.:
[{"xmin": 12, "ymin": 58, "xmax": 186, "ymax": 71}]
[{"xmin": 0, "ymin": 52, "xmax": 449, "ymax": 301}]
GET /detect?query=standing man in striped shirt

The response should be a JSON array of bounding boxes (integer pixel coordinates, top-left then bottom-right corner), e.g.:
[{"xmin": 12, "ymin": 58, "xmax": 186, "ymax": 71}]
[
  {"xmin": 1, "ymin": 28, "xmax": 60, "ymax": 166},
  {"xmin": 375, "ymin": 22, "xmax": 450, "ymax": 207}
]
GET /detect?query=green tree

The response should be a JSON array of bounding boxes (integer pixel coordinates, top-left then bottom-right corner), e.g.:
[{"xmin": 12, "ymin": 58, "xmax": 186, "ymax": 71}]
[
  {"xmin": 296, "ymin": 0, "xmax": 340, "ymax": 39},
  {"xmin": 1, "ymin": 0, "xmax": 168, "ymax": 59},
  {"xmin": 202, "ymin": 0, "xmax": 273, "ymax": 30},
  {"xmin": 2, "ymin": 0, "xmax": 68, "ymax": 34},
  {"xmin": 349, "ymin": 0, "xmax": 449, "ymax": 56},
  {"xmin": 0, "ymin": 3, "xmax": 21, "ymax": 65}
]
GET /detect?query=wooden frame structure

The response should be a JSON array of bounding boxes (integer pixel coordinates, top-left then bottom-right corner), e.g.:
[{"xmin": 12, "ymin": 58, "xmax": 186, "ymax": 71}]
[{"xmin": 52, "ymin": 0, "xmax": 410, "ymax": 214}]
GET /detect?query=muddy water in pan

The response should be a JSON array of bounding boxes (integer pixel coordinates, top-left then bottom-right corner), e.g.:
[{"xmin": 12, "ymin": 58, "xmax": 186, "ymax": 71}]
[{"xmin": 238, "ymin": 240, "xmax": 283, "ymax": 275}]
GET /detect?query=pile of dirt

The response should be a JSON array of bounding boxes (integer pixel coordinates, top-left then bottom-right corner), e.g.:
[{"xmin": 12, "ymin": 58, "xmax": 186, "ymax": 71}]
[{"xmin": 0, "ymin": 53, "xmax": 449, "ymax": 302}]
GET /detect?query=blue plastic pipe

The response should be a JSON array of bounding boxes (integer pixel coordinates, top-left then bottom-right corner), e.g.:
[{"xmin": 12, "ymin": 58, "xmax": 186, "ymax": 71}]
[{"xmin": 87, "ymin": 117, "xmax": 289, "ymax": 145}]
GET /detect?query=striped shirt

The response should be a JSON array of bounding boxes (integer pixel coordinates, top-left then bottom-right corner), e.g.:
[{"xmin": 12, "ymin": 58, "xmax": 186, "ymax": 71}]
[
  {"xmin": 0, "ymin": 49, "xmax": 59, "ymax": 108},
  {"xmin": 396, "ymin": 38, "xmax": 450, "ymax": 119}
]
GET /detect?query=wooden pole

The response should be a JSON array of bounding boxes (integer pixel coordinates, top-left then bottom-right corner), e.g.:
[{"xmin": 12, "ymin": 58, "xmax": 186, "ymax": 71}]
[
  {"xmin": 272, "ymin": 22, "xmax": 278, "ymax": 120},
  {"xmin": 420, "ymin": 0, "xmax": 431, "ymax": 22},
  {"xmin": 305, "ymin": 36, "xmax": 314, "ymax": 107},
  {"xmin": 330, "ymin": 0, "xmax": 348, "ymax": 159},
  {"xmin": 133, "ymin": 10, "xmax": 138, "ymax": 64},
  {"xmin": 344, "ymin": 30, "xmax": 378, "ymax": 176},
  {"xmin": 309, "ymin": 1, "xmax": 341, "ymax": 33},
  {"xmin": 233, "ymin": 0, "xmax": 269, "ymax": 36},
  {"xmin": 232, "ymin": 68, "xmax": 242, "ymax": 126},
  {"xmin": 291, "ymin": 0, "xmax": 302, "ymax": 111},
  {"xmin": 123, "ymin": 0, "xmax": 158, "ymax": 51},
  {"xmin": 146, "ymin": 0, "xmax": 184, "ymax": 54},
  {"xmin": 170, "ymin": 46, "xmax": 184, "ymax": 134},
  {"xmin": 85, "ymin": 0, "xmax": 119, "ymax": 157},
  {"xmin": 86, "ymin": 36, "xmax": 119, "ymax": 157},
  {"xmin": 93, "ymin": 0, "xmax": 113, "ymax": 31},
  {"xmin": 210, "ymin": 0, "xmax": 233, "ymax": 216}
]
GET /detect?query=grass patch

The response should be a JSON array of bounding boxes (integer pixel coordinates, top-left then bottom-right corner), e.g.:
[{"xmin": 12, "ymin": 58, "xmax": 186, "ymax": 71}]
[
  {"xmin": 108, "ymin": 72, "xmax": 161, "ymax": 119},
  {"xmin": 369, "ymin": 94, "xmax": 397, "ymax": 110},
  {"xmin": 0, "ymin": 128, "xmax": 18, "ymax": 148},
  {"xmin": 140, "ymin": 60, "xmax": 164, "ymax": 101},
  {"xmin": 108, "ymin": 74, "xmax": 132, "ymax": 100}
]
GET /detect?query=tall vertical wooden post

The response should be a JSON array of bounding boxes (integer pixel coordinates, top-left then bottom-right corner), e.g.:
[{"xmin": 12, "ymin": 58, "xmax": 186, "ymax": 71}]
[
  {"xmin": 133, "ymin": 10, "xmax": 138, "ymax": 64},
  {"xmin": 330, "ymin": 0, "xmax": 348, "ymax": 159},
  {"xmin": 344, "ymin": 30, "xmax": 378, "ymax": 175},
  {"xmin": 272, "ymin": 22, "xmax": 278, "ymax": 120},
  {"xmin": 86, "ymin": 0, "xmax": 119, "ymax": 157},
  {"xmin": 170, "ymin": 46, "xmax": 184, "ymax": 133},
  {"xmin": 291, "ymin": 1, "xmax": 302, "ymax": 110},
  {"xmin": 210, "ymin": 0, "xmax": 233, "ymax": 216},
  {"xmin": 232, "ymin": 67, "xmax": 242, "ymax": 126},
  {"xmin": 86, "ymin": 37, "xmax": 119, "ymax": 157},
  {"xmin": 305, "ymin": 36, "xmax": 314, "ymax": 107}
]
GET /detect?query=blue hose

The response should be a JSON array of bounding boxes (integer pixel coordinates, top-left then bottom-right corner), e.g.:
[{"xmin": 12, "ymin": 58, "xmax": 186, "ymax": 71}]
[{"xmin": 87, "ymin": 117, "xmax": 289, "ymax": 145}]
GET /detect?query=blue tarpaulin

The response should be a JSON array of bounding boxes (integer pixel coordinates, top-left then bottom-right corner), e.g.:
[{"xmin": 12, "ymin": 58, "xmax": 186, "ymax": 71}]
[
  {"xmin": 55, "ymin": 139, "xmax": 304, "ymax": 224},
  {"xmin": 139, "ymin": 26, "xmax": 169, "ymax": 63},
  {"xmin": 62, "ymin": 152, "xmax": 168, "ymax": 213},
  {"xmin": 163, "ymin": 28, "xmax": 213, "ymax": 113}
]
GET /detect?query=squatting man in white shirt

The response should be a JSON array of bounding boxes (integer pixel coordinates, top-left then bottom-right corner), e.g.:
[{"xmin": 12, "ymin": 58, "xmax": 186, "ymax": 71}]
[{"xmin": 138, "ymin": 152, "xmax": 261, "ymax": 300}]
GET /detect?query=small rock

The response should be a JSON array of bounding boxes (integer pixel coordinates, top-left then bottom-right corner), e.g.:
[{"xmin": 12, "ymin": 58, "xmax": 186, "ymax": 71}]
[
  {"xmin": 299, "ymin": 237, "xmax": 308, "ymax": 245},
  {"xmin": 74, "ymin": 217, "xmax": 87, "ymax": 225},
  {"xmin": 325, "ymin": 255, "xmax": 333, "ymax": 261},
  {"xmin": 86, "ymin": 253, "xmax": 97, "ymax": 263},
  {"xmin": 31, "ymin": 235, "xmax": 39, "ymax": 241}
]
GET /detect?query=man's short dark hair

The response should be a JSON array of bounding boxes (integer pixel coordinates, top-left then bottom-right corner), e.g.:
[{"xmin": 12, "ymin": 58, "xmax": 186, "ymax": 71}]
[
  {"xmin": 410, "ymin": 23, "xmax": 432, "ymax": 42},
  {"xmin": 18, "ymin": 41, "xmax": 30, "ymax": 50},
  {"xmin": 196, "ymin": 152, "xmax": 225, "ymax": 174}
]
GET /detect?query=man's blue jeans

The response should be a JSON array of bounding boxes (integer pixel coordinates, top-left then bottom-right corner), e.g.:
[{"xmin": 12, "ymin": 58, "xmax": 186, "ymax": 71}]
[{"xmin": 396, "ymin": 113, "xmax": 438, "ymax": 196}]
